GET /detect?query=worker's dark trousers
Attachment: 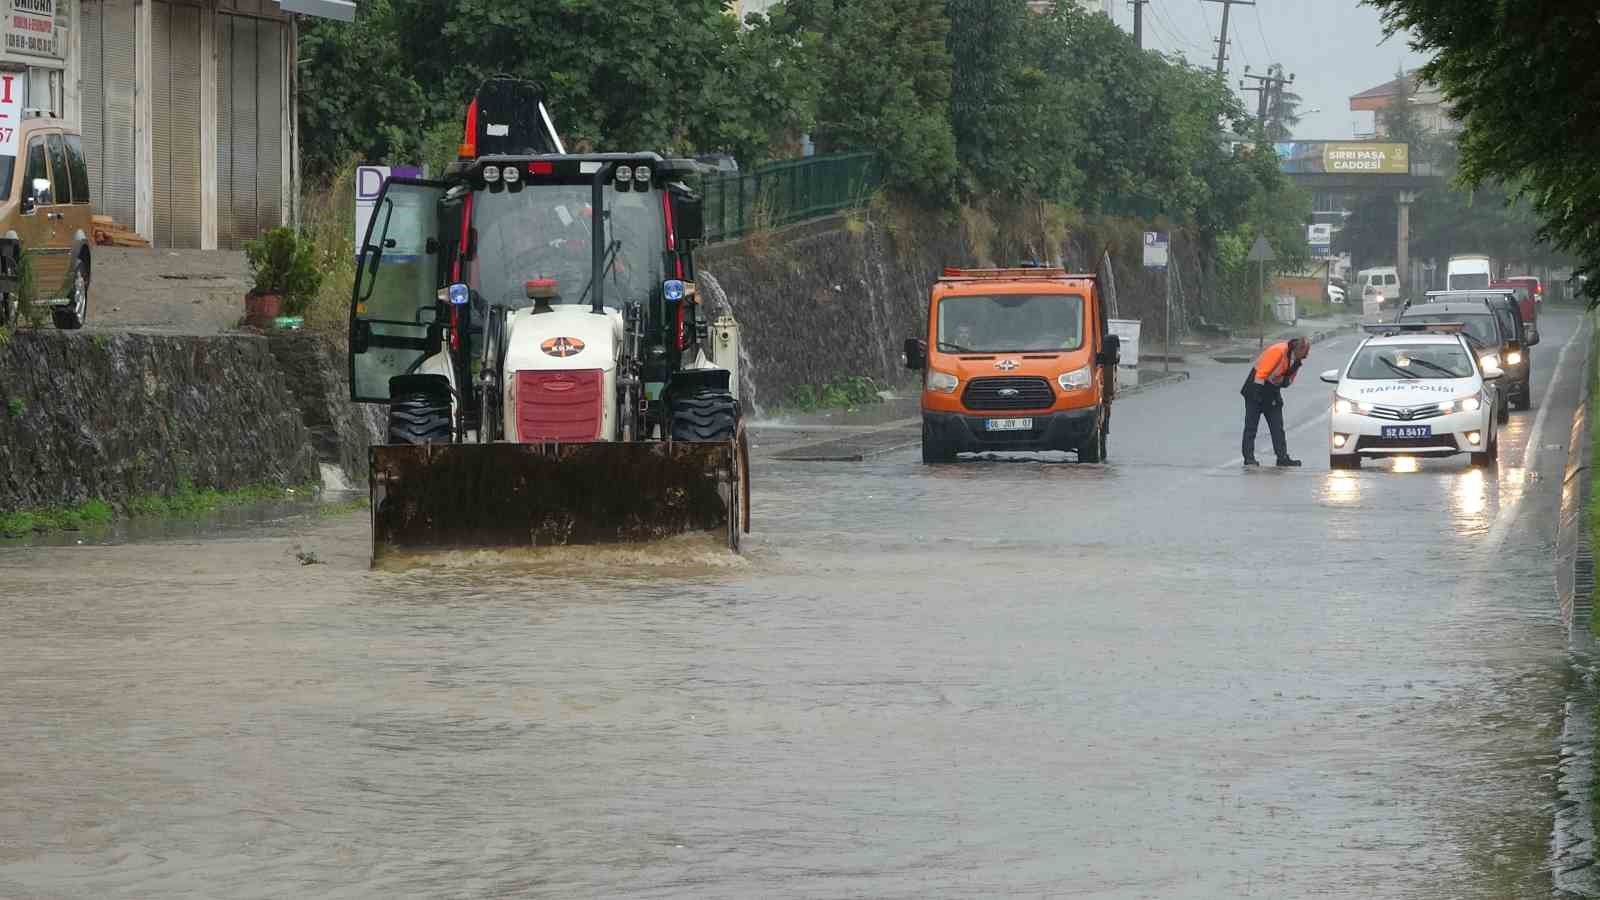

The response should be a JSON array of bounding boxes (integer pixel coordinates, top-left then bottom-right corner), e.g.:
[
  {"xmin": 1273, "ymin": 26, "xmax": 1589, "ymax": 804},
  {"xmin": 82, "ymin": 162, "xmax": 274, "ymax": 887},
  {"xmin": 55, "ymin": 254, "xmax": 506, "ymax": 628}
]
[{"xmin": 1241, "ymin": 382, "xmax": 1288, "ymax": 462}]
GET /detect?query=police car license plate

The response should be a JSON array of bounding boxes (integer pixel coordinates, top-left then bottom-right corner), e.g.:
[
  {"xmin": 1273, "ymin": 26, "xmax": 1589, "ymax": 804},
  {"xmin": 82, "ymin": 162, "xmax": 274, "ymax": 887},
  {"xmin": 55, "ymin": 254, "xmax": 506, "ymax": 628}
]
[
  {"xmin": 1381, "ymin": 425, "xmax": 1432, "ymax": 439},
  {"xmin": 986, "ymin": 418, "xmax": 1033, "ymax": 432}
]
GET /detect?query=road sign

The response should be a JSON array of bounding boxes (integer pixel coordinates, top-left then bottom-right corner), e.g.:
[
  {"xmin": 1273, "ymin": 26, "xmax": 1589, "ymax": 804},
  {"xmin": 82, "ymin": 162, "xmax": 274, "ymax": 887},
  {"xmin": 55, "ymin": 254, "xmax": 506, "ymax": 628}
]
[
  {"xmin": 1142, "ymin": 231, "xmax": 1169, "ymax": 269},
  {"xmin": 1307, "ymin": 224, "xmax": 1332, "ymax": 249},
  {"xmin": 1247, "ymin": 235, "xmax": 1276, "ymax": 262}
]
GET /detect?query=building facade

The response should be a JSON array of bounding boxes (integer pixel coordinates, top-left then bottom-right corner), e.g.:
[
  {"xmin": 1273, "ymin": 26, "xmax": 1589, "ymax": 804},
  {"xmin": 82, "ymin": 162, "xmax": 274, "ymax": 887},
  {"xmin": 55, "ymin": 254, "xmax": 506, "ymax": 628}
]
[
  {"xmin": 1, "ymin": 0, "xmax": 345, "ymax": 250},
  {"xmin": 1349, "ymin": 70, "xmax": 1455, "ymax": 139}
]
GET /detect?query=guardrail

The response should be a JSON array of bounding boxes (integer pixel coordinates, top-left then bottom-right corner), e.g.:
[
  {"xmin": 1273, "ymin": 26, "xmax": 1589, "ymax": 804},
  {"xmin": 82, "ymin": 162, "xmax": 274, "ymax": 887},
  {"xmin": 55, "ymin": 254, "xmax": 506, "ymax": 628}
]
[{"xmin": 702, "ymin": 152, "xmax": 880, "ymax": 243}]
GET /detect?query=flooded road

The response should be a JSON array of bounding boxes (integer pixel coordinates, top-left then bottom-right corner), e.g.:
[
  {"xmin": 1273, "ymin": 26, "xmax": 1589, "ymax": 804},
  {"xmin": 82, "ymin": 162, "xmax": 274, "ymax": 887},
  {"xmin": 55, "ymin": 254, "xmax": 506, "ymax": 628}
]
[{"xmin": 0, "ymin": 310, "xmax": 1589, "ymax": 898}]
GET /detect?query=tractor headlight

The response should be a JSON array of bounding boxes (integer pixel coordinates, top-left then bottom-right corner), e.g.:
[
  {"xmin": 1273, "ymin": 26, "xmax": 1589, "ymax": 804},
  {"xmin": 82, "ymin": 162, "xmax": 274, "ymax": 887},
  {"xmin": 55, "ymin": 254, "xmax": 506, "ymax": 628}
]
[
  {"xmin": 615, "ymin": 165, "xmax": 633, "ymax": 185},
  {"xmin": 502, "ymin": 166, "xmax": 520, "ymax": 184},
  {"xmin": 446, "ymin": 282, "xmax": 470, "ymax": 306},
  {"xmin": 927, "ymin": 370, "xmax": 959, "ymax": 394},
  {"xmin": 634, "ymin": 165, "xmax": 652, "ymax": 186},
  {"xmin": 1057, "ymin": 366, "xmax": 1092, "ymax": 391},
  {"xmin": 482, "ymin": 165, "xmax": 501, "ymax": 183},
  {"xmin": 662, "ymin": 279, "xmax": 686, "ymax": 303}
]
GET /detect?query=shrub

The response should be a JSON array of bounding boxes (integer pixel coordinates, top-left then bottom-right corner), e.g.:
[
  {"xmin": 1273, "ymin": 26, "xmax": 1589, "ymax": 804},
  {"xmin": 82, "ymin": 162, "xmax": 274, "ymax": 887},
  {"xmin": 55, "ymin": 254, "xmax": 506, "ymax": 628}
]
[{"xmin": 245, "ymin": 227, "xmax": 323, "ymax": 317}]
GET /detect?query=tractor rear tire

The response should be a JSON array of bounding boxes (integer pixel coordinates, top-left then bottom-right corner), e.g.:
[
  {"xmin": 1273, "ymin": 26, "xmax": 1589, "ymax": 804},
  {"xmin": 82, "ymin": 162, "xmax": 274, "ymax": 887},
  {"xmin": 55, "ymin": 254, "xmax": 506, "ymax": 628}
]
[
  {"xmin": 670, "ymin": 389, "xmax": 739, "ymax": 442},
  {"xmin": 388, "ymin": 375, "xmax": 453, "ymax": 444}
]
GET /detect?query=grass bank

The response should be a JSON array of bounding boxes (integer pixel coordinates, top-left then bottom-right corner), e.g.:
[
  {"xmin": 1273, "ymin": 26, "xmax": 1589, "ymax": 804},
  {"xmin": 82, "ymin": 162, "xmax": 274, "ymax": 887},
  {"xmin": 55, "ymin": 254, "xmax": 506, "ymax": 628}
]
[{"xmin": 0, "ymin": 481, "xmax": 321, "ymax": 538}]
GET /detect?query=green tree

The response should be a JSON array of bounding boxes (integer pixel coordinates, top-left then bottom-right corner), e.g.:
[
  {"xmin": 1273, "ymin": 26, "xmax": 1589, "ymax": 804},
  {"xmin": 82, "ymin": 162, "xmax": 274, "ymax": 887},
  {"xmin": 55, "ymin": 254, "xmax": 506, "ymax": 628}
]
[
  {"xmin": 1368, "ymin": 0, "xmax": 1599, "ymax": 296},
  {"xmin": 299, "ymin": 0, "xmax": 818, "ymax": 179},
  {"xmin": 782, "ymin": 0, "xmax": 958, "ymax": 192}
]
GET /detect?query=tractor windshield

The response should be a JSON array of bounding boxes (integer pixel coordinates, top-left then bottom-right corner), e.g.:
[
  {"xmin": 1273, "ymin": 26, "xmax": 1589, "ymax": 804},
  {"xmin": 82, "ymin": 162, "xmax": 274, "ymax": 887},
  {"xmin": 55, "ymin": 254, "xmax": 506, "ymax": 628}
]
[{"xmin": 469, "ymin": 183, "xmax": 665, "ymax": 310}]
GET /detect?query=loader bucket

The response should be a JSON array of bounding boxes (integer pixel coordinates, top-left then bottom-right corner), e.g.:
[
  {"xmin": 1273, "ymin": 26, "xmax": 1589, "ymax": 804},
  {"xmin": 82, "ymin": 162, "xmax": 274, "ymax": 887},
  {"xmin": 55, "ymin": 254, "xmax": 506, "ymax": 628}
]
[{"xmin": 369, "ymin": 441, "xmax": 744, "ymax": 562}]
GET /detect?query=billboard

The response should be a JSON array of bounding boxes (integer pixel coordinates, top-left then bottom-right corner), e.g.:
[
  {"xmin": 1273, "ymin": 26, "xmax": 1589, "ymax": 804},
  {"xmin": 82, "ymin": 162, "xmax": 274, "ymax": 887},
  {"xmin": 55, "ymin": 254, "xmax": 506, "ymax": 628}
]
[{"xmin": 1274, "ymin": 142, "xmax": 1410, "ymax": 176}]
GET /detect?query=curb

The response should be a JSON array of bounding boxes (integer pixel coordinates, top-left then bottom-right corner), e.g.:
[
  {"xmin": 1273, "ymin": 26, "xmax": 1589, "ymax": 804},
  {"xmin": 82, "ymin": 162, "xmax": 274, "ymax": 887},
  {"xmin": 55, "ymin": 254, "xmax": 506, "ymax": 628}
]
[
  {"xmin": 1120, "ymin": 370, "xmax": 1190, "ymax": 396},
  {"xmin": 1210, "ymin": 321, "xmax": 1360, "ymax": 364},
  {"xmin": 1553, "ymin": 315, "xmax": 1597, "ymax": 898}
]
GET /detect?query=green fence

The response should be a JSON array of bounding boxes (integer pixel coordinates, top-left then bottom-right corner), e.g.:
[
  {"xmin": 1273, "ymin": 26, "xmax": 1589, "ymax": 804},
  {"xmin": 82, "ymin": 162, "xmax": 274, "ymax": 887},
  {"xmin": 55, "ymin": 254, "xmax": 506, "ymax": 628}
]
[{"xmin": 702, "ymin": 152, "xmax": 880, "ymax": 243}]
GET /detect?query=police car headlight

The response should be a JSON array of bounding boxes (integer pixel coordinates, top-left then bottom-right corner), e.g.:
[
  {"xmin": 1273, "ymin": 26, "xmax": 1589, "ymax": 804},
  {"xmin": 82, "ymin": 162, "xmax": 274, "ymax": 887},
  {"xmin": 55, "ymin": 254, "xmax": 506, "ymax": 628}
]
[
  {"xmin": 1334, "ymin": 398, "xmax": 1356, "ymax": 415},
  {"xmin": 927, "ymin": 370, "xmax": 959, "ymax": 394},
  {"xmin": 1506, "ymin": 350, "xmax": 1523, "ymax": 366},
  {"xmin": 1455, "ymin": 396, "xmax": 1481, "ymax": 412},
  {"xmin": 1057, "ymin": 366, "xmax": 1092, "ymax": 391}
]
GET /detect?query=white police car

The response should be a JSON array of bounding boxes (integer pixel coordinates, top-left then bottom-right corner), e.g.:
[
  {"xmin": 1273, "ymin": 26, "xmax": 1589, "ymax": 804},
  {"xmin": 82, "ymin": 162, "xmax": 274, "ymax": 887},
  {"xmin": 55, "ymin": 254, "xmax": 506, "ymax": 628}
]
[{"xmin": 1321, "ymin": 324, "xmax": 1503, "ymax": 469}]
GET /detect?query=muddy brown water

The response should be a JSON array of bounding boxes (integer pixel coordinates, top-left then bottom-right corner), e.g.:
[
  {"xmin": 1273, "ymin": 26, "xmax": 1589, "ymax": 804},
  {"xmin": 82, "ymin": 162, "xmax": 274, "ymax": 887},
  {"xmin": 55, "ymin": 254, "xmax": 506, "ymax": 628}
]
[{"xmin": 0, "ymin": 311, "xmax": 1590, "ymax": 898}]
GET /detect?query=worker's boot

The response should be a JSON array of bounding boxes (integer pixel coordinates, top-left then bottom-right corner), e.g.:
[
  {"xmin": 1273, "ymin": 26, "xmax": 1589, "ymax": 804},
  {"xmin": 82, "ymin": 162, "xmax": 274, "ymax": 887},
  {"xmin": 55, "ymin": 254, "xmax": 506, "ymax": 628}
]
[
  {"xmin": 1242, "ymin": 457, "xmax": 1260, "ymax": 467},
  {"xmin": 1275, "ymin": 456, "xmax": 1302, "ymax": 467}
]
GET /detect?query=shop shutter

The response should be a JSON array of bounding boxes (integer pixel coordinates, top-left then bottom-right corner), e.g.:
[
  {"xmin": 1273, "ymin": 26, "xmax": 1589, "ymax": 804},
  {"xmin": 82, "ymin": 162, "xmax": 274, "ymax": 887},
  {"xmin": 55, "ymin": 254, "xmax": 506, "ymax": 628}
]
[
  {"xmin": 152, "ymin": 1, "xmax": 203, "ymax": 248},
  {"xmin": 78, "ymin": 0, "xmax": 138, "ymax": 230},
  {"xmin": 216, "ymin": 13, "xmax": 286, "ymax": 249}
]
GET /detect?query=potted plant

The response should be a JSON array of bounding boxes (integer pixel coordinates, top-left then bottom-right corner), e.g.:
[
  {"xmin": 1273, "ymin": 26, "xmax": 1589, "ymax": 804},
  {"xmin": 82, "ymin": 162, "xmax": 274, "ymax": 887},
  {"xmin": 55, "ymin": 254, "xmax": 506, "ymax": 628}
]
[{"xmin": 244, "ymin": 227, "xmax": 322, "ymax": 329}]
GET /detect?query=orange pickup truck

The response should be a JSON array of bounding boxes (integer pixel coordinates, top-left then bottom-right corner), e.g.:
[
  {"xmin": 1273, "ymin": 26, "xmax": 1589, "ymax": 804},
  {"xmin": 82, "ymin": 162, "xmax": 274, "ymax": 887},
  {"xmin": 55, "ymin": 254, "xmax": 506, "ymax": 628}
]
[{"xmin": 903, "ymin": 266, "xmax": 1120, "ymax": 464}]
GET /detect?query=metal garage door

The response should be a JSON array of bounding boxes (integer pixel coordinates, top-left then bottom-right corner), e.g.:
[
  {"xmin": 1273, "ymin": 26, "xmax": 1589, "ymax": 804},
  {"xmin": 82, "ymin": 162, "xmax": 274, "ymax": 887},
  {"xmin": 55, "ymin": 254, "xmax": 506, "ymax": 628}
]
[
  {"xmin": 152, "ymin": 1, "xmax": 204, "ymax": 248},
  {"xmin": 77, "ymin": 0, "xmax": 138, "ymax": 230},
  {"xmin": 217, "ymin": 11, "xmax": 285, "ymax": 250}
]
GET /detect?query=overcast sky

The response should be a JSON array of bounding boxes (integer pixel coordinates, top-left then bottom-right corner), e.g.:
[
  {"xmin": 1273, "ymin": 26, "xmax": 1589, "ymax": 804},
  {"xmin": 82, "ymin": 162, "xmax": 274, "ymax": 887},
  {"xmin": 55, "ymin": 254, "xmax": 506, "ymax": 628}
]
[{"xmin": 1108, "ymin": 0, "xmax": 1432, "ymax": 139}]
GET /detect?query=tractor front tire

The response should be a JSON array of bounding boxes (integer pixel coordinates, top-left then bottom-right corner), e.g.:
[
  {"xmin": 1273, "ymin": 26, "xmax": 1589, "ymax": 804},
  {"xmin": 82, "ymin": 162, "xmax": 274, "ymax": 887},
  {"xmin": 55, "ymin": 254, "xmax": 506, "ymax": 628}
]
[
  {"xmin": 388, "ymin": 375, "xmax": 453, "ymax": 444},
  {"xmin": 670, "ymin": 389, "xmax": 739, "ymax": 442}
]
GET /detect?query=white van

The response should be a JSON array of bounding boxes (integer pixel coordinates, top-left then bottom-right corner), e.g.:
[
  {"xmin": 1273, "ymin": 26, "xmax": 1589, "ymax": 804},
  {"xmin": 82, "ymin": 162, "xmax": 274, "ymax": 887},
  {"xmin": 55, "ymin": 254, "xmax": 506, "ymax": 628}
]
[
  {"xmin": 1356, "ymin": 266, "xmax": 1401, "ymax": 303},
  {"xmin": 1446, "ymin": 255, "xmax": 1494, "ymax": 291}
]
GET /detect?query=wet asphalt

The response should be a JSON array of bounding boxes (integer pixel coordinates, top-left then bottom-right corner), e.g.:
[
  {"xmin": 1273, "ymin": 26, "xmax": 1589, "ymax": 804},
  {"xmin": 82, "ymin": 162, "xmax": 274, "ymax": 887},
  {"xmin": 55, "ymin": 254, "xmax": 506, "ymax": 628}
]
[{"xmin": 0, "ymin": 308, "xmax": 1590, "ymax": 898}]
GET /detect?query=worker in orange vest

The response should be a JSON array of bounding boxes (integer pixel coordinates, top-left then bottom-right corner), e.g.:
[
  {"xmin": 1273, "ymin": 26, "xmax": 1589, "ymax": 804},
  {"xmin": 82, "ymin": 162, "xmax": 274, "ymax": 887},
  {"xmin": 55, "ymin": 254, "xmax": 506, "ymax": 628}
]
[{"xmin": 1240, "ymin": 336, "xmax": 1311, "ymax": 467}]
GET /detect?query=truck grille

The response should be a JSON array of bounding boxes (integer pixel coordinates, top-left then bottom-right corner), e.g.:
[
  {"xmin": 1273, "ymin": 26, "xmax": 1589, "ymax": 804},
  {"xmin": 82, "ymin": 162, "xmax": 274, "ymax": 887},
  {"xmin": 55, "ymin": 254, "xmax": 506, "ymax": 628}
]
[
  {"xmin": 515, "ymin": 369, "xmax": 604, "ymax": 441},
  {"xmin": 962, "ymin": 376, "xmax": 1055, "ymax": 410}
]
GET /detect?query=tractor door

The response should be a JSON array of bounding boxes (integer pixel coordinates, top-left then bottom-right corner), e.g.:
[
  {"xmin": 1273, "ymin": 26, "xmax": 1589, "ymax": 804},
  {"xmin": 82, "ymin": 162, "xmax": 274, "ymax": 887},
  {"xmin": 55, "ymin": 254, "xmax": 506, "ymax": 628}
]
[{"xmin": 349, "ymin": 178, "xmax": 453, "ymax": 402}]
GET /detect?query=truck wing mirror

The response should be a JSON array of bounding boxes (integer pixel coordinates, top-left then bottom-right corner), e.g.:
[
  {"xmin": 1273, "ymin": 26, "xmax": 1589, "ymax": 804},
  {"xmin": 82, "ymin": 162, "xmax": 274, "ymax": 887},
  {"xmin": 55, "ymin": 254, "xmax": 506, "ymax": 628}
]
[
  {"xmin": 1097, "ymin": 334, "xmax": 1121, "ymax": 366},
  {"xmin": 903, "ymin": 337, "xmax": 927, "ymax": 371}
]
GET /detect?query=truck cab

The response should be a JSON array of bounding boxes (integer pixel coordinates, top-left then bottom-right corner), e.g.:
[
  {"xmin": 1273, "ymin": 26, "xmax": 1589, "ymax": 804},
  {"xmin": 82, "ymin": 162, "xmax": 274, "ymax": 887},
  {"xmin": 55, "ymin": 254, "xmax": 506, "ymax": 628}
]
[{"xmin": 904, "ymin": 266, "xmax": 1120, "ymax": 464}]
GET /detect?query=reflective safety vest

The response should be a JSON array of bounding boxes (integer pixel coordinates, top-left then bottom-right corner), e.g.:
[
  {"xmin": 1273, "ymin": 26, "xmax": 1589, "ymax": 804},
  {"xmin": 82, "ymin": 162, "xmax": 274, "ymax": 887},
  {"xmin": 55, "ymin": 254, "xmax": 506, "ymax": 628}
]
[{"xmin": 1252, "ymin": 340, "xmax": 1295, "ymax": 386}]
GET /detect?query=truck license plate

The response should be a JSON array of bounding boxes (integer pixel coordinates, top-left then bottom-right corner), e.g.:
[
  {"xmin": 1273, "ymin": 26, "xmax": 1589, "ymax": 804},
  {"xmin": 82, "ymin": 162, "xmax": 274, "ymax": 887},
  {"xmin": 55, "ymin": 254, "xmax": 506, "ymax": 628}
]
[
  {"xmin": 986, "ymin": 418, "xmax": 1033, "ymax": 432},
  {"xmin": 1381, "ymin": 425, "xmax": 1432, "ymax": 439}
]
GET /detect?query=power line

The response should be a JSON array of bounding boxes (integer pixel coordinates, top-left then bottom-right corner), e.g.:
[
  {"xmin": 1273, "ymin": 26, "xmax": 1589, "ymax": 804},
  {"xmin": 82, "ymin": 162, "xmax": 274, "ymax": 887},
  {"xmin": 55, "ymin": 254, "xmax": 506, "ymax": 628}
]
[
  {"xmin": 1252, "ymin": 6, "xmax": 1275, "ymax": 66},
  {"xmin": 1150, "ymin": 2, "xmax": 1205, "ymax": 53}
]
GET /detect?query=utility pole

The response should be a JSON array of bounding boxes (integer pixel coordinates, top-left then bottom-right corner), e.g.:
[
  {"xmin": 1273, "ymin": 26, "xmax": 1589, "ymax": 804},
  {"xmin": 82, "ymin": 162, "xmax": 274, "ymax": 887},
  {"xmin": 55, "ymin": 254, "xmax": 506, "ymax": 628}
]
[
  {"xmin": 1130, "ymin": 0, "xmax": 1148, "ymax": 50},
  {"xmin": 1203, "ymin": 0, "xmax": 1254, "ymax": 77},
  {"xmin": 1240, "ymin": 65, "xmax": 1293, "ymax": 129}
]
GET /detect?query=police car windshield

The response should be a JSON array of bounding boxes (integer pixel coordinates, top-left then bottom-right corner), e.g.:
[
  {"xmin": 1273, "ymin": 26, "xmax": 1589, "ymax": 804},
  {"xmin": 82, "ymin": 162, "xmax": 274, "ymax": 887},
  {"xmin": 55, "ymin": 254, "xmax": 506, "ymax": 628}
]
[
  {"xmin": 1346, "ymin": 343, "xmax": 1475, "ymax": 380},
  {"xmin": 470, "ymin": 183, "xmax": 664, "ymax": 310},
  {"xmin": 1397, "ymin": 312, "xmax": 1498, "ymax": 346},
  {"xmin": 937, "ymin": 294, "xmax": 1084, "ymax": 352}
]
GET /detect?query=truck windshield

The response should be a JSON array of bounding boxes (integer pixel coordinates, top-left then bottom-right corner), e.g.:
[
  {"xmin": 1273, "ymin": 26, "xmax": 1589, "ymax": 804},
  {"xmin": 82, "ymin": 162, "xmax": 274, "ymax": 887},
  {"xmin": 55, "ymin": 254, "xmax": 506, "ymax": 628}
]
[
  {"xmin": 1345, "ymin": 343, "xmax": 1474, "ymax": 379},
  {"xmin": 1449, "ymin": 272, "xmax": 1490, "ymax": 290},
  {"xmin": 937, "ymin": 294, "xmax": 1084, "ymax": 352},
  {"xmin": 470, "ymin": 183, "xmax": 664, "ymax": 309}
]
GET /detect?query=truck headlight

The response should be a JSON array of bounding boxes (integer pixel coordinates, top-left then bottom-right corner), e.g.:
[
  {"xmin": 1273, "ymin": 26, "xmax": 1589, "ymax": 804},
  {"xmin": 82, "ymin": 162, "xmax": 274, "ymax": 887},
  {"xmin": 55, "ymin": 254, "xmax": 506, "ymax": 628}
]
[
  {"xmin": 927, "ymin": 370, "xmax": 959, "ymax": 394},
  {"xmin": 1057, "ymin": 366, "xmax": 1092, "ymax": 391}
]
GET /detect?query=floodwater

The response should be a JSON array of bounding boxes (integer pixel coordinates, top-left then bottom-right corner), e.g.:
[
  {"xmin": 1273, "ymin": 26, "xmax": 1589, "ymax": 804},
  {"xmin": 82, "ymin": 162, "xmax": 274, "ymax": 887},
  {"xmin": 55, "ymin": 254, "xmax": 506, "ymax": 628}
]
[{"xmin": 0, "ymin": 311, "xmax": 1589, "ymax": 898}]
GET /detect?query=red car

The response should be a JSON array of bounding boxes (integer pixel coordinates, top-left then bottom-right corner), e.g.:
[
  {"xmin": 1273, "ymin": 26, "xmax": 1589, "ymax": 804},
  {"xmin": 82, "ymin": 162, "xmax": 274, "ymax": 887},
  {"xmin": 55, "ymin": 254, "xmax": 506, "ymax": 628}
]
[{"xmin": 1491, "ymin": 276, "xmax": 1541, "ymax": 343}]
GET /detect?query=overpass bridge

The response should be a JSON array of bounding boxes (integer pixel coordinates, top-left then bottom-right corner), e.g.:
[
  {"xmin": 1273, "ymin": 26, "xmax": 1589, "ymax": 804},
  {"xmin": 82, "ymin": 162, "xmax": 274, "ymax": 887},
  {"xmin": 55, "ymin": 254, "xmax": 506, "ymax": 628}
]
[{"xmin": 1275, "ymin": 141, "xmax": 1447, "ymax": 289}]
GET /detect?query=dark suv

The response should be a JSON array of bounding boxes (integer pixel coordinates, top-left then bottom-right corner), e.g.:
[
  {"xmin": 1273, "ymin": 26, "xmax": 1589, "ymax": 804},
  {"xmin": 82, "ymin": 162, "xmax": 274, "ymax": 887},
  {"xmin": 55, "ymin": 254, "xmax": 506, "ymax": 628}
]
[{"xmin": 1397, "ymin": 296, "xmax": 1527, "ymax": 421}]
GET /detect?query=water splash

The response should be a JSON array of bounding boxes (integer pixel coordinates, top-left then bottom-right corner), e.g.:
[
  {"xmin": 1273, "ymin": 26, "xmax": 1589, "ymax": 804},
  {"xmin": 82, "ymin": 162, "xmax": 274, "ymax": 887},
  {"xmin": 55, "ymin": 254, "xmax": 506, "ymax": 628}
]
[{"xmin": 698, "ymin": 270, "xmax": 764, "ymax": 417}]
